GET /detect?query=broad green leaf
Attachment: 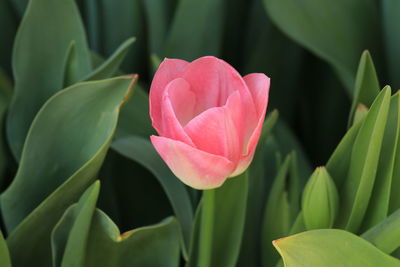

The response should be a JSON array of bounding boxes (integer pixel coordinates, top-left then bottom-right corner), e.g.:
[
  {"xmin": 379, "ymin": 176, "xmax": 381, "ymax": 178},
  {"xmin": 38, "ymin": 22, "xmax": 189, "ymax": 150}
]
[
  {"xmin": 383, "ymin": 0, "xmax": 400, "ymax": 88},
  {"xmin": 274, "ymin": 229, "xmax": 400, "ymax": 266},
  {"xmin": 85, "ymin": 211, "xmax": 180, "ymax": 267},
  {"xmin": 326, "ymin": 114, "xmax": 365, "ymax": 186},
  {"xmin": 188, "ymin": 172, "xmax": 248, "ymax": 267},
  {"xmin": 264, "ymin": 0, "xmax": 380, "ymax": 91},
  {"xmin": 362, "ymin": 209, "xmax": 400, "ymax": 254},
  {"xmin": 0, "ymin": 231, "xmax": 11, "ymax": 267},
  {"xmin": 111, "ymin": 136, "xmax": 193, "ymax": 258},
  {"xmin": 83, "ymin": 37, "xmax": 136, "ymax": 81},
  {"xmin": 340, "ymin": 87, "xmax": 391, "ymax": 232},
  {"xmin": 348, "ymin": 51, "xmax": 380, "ymax": 127},
  {"xmin": 51, "ymin": 181, "xmax": 100, "ymax": 267},
  {"xmin": 239, "ymin": 110, "xmax": 278, "ymax": 266},
  {"xmin": 7, "ymin": 0, "xmax": 92, "ymax": 159},
  {"xmin": 115, "ymin": 84, "xmax": 155, "ymax": 138},
  {"xmin": 164, "ymin": 0, "xmax": 224, "ymax": 60},
  {"xmin": 302, "ymin": 167, "xmax": 339, "ymax": 230},
  {"xmin": 262, "ymin": 153, "xmax": 299, "ymax": 267},
  {"xmin": 362, "ymin": 92, "xmax": 400, "ymax": 229},
  {"xmin": 2, "ymin": 77, "xmax": 135, "ymax": 267}
]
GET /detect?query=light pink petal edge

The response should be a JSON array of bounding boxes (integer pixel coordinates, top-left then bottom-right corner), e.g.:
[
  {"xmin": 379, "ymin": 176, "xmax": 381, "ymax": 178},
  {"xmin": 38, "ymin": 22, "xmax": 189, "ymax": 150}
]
[
  {"xmin": 151, "ymin": 135, "xmax": 235, "ymax": 189},
  {"xmin": 230, "ymin": 73, "xmax": 270, "ymax": 177},
  {"xmin": 149, "ymin": 58, "xmax": 189, "ymax": 133}
]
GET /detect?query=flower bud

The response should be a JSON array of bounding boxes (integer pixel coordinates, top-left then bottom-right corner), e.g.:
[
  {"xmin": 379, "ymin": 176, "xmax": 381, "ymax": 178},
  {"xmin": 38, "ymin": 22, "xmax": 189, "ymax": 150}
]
[{"xmin": 302, "ymin": 167, "xmax": 339, "ymax": 230}]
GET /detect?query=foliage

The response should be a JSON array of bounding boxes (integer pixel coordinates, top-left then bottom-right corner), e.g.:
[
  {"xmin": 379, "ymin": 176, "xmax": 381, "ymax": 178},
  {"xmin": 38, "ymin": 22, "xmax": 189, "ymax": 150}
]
[{"xmin": 1, "ymin": 0, "xmax": 400, "ymax": 266}]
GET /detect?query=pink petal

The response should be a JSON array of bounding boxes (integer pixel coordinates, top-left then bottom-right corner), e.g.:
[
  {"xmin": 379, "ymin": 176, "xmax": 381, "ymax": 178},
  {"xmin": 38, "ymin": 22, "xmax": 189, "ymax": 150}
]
[
  {"xmin": 243, "ymin": 73, "xmax": 270, "ymax": 117},
  {"xmin": 150, "ymin": 58, "xmax": 189, "ymax": 133},
  {"xmin": 183, "ymin": 91, "xmax": 243, "ymax": 163},
  {"xmin": 182, "ymin": 56, "xmax": 249, "ymax": 116},
  {"xmin": 151, "ymin": 135, "xmax": 235, "ymax": 189},
  {"xmin": 165, "ymin": 78, "xmax": 196, "ymax": 127},
  {"xmin": 231, "ymin": 73, "xmax": 270, "ymax": 176},
  {"xmin": 160, "ymin": 79, "xmax": 195, "ymax": 145}
]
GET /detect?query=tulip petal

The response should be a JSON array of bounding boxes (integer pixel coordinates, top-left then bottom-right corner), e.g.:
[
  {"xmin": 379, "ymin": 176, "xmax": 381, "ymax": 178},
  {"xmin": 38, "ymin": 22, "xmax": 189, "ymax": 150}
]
[
  {"xmin": 243, "ymin": 73, "xmax": 270, "ymax": 117},
  {"xmin": 182, "ymin": 56, "xmax": 249, "ymax": 115},
  {"xmin": 150, "ymin": 135, "xmax": 235, "ymax": 189},
  {"xmin": 183, "ymin": 91, "xmax": 243, "ymax": 163},
  {"xmin": 231, "ymin": 73, "xmax": 270, "ymax": 176},
  {"xmin": 150, "ymin": 58, "xmax": 189, "ymax": 132},
  {"xmin": 160, "ymin": 79, "xmax": 195, "ymax": 145}
]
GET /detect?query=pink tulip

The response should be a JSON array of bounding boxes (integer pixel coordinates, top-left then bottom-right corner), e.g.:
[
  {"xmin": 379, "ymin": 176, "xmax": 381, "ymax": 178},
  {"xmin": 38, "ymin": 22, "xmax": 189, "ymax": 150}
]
[{"xmin": 150, "ymin": 56, "xmax": 270, "ymax": 189}]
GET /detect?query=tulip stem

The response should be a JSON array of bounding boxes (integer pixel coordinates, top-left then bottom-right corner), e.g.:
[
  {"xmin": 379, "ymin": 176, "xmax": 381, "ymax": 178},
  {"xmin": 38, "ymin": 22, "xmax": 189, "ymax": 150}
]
[{"xmin": 198, "ymin": 188, "xmax": 215, "ymax": 267}]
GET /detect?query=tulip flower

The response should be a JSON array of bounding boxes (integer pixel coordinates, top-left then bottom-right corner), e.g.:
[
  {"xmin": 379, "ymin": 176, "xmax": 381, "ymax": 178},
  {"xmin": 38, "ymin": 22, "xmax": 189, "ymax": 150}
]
[{"xmin": 150, "ymin": 56, "xmax": 270, "ymax": 189}]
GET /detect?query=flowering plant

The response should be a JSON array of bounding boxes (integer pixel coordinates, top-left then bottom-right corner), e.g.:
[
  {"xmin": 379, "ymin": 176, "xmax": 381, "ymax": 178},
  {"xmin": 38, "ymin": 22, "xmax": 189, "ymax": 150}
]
[{"xmin": 0, "ymin": 0, "xmax": 400, "ymax": 267}]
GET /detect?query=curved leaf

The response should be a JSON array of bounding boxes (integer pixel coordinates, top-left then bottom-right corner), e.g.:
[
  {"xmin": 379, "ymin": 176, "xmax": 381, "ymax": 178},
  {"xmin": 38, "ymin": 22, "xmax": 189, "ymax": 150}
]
[
  {"xmin": 264, "ymin": 0, "xmax": 380, "ymax": 91},
  {"xmin": 83, "ymin": 37, "xmax": 136, "ymax": 81},
  {"xmin": 340, "ymin": 87, "xmax": 391, "ymax": 232},
  {"xmin": 0, "ymin": 231, "xmax": 11, "ymax": 267},
  {"xmin": 85, "ymin": 211, "xmax": 180, "ymax": 267},
  {"xmin": 362, "ymin": 93, "xmax": 400, "ymax": 229},
  {"xmin": 51, "ymin": 181, "xmax": 100, "ymax": 267},
  {"xmin": 187, "ymin": 172, "xmax": 248, "ymax": 267},
  {"xmin": 348, "ymin": 51, "xmax": 380, "ymax": 127},
  {"xmin": 1, "ymin": 76, "xmax": 135, "ymax": 267},
  {"xmin": 274, "ymin": 229, "xmax": 400, "ymax": 266},
  {"xmin": 111, "ymin": 136, "xmax": 193, "ymax": 257},
  {"xmin": 362, "ymin": 209, "xmax": 400, "ymax": 254},
  {"xmin": 7, "ymin": 0, "xmax": 92, "ymax": 159}
]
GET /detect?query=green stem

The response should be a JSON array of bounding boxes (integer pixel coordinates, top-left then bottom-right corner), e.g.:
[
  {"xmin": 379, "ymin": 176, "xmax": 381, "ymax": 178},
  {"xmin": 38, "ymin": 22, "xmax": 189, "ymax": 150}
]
[{"xmin": 198, "ymin": 189, "xmax": 215, "ymax": 267}]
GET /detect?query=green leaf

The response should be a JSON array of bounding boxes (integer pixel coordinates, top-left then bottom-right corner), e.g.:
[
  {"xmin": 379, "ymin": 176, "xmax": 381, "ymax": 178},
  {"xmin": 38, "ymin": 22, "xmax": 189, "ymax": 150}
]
[
  {"xmin": 62, "ymin": 41, "xmax": 81, "ymax": 87},
  {"xmin": 302, "ymin": 167, "xmax": 339, "ymax": 230},
  {"xmin": 115, "ymin": 84, "xmax": 155, "ymax": 138},
  {"xmin": 264, "ymin": 0, "xmax": 380, "ymax": 91},
  {"xmin": 111, "ymin": 136, "xmax": 193, "ymax": 258},
  {"xmin": 262, "ymin": 153, "xmax": 300, "ymax": 267},
  {"xmin": 51, "ymin": 181, "xmax": 100, "ymax": 267},
  {"xmin": 7, "ymin": 0, "xmax": 92, "ymax": 159},
  {"xmin": 2, "ymin": 77, "xmax": 135, "ymax": 267},
  {"xmin": 188, "ymin": 172, "xmax": 248, "ymax": 267},
  {"xmin": 274, "ymin": 229, "xmax": 400, "ymax": 266},
  {"xmin": 383, "ymin": 0, "xmax": 400, "ymax": 88},
  {"xmin": 348, "ymin": 51, "xmax": 380, "ymax": 127},
  {"xmin": 362, "ymin": 92, "xmax": 400, "ymax": 229},
  {"xmin": 238, "ymin": 111, "xmax": 278, "ymax": 266},
  {"xmin": 362, "ymin": 209, "xmax": 400, "ymax": 254},
  {"xmin": 83, "ymin": 37, "xmax": 136, "ymax": 81},
  {"xmin": 326, "ymin": 114, "xmax": 365, "ymax": 187},
  {"xmin": 85, "ymin": 212, "xmax": 180, "ymax": 267},
  {"xmin": 340, "ymin": 87, "xmax": 391, "ymax": 232},
  {"xmin": 0, "ymin": 231, "xmax": 11, "ymax": 267},
  {"xmin": 164, "ymin": 0, "xmax": 224, "ymax": 60}
]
